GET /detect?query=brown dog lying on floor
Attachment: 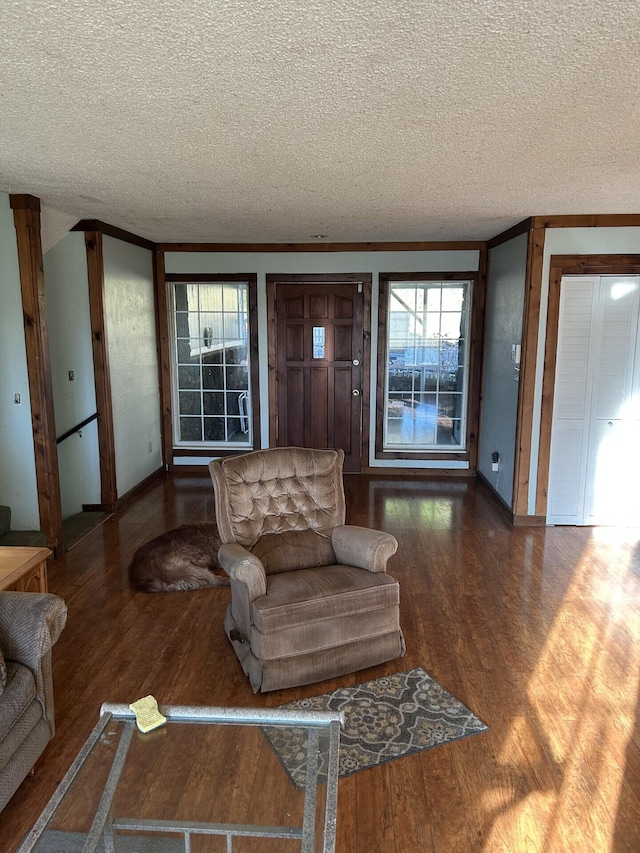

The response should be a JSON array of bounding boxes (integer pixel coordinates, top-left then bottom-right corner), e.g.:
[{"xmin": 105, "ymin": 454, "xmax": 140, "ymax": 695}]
[{"xmin": 129, "ymin": 522, "xmax": 230, "ymax": 592}]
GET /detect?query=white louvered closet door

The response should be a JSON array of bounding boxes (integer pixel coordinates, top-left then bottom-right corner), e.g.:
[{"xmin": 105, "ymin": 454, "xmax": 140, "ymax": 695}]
[{"xmin": 547, "ymin": 275, "xmax": 640, "ymax": 526}]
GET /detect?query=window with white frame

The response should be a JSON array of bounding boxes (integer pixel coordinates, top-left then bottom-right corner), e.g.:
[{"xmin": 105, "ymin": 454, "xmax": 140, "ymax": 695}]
[
  {"xmin": 170, "ymin": 280, "xmax": 252, "ymax": 447},
  {"xmin": 382, "ymin": 279, "xmax": 471, "ymax": 451}
]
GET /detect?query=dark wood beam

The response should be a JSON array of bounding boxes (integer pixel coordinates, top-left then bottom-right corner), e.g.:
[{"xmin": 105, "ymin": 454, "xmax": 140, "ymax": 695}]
[{"xmin": 10, "ymin": 194, "xmax": 62, "ymax": 550}]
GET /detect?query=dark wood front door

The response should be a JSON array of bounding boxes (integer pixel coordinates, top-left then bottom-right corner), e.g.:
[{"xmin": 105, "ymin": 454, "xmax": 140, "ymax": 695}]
[{"xmin": 268, "ymin": 277, "xmax": 367, "ymax": 472}]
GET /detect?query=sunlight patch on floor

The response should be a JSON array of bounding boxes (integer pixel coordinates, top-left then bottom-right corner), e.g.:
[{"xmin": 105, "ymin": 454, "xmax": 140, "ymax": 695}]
[{"xmin": 484, "ymin": 531, "xmax": 640, "ymax": 851}]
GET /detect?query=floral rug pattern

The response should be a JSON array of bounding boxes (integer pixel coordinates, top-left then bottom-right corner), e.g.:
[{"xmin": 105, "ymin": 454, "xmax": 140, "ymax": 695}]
[{"xmin": 264, "ymin": 667, "xmax": 488, "ymax": 788}]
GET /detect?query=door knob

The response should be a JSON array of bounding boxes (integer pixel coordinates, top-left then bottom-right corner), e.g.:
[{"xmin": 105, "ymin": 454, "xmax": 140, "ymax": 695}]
[{"xmin": 352, "ymin": 389, "xmax": 360, "ymax": 397}]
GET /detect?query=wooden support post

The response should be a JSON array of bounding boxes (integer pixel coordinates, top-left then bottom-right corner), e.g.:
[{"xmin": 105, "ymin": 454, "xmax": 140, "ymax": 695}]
[{"xmin": 10, "ymin": 194, "xmax": 62, "ymax": 550}]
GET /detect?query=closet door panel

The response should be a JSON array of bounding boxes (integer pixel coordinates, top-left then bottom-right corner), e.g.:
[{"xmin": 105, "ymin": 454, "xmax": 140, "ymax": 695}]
[
  {"xmin": 547, "ymin": 427, "xmax": 589, "ymax": 522},
  {"xmin": 585, "ymin": 418, "xmax": 640, "ymax": 525},
  {"xmin": 547, "ymin": 277, "xmax": 598, "ymax": 524},
  {"xmin": 548, "ymin": 275, "xmax": 640, "ymax": 526},
  {"xmin": 592, "ymin": 279, "xmax": 640, "ymax": 420},
  {"xmin": 584, "ymin": 277, "xmax": 640, "ymax": 524}
]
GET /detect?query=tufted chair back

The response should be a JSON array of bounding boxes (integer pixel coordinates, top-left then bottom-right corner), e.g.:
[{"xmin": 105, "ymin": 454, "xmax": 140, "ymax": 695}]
[{"xmin": 210, "ymin": 446, "xmax": 346, "ymax": 551}]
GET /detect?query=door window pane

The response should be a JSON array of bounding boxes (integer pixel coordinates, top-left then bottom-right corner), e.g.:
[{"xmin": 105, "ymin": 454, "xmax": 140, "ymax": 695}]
[
  {"xmin": 171, "ymin": 282, "xmax": 252, "ymax": 447},
  {"xmin": 384, "ymin": 281, "xmax": 470, "ymax": 450},
  {"xmin": 312, "ymin": 326, "xmax": 326, "ymax": 359}
]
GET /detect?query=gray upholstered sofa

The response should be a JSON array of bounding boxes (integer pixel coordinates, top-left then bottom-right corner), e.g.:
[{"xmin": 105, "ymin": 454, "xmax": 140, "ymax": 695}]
[{"xmin": 0, "ymin": 591, "xmax": 67, "ymax": 811}]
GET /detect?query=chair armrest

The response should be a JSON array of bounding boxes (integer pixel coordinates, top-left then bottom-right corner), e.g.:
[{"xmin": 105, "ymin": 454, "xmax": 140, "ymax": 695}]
[
  {"xmin": 331, "ymin": 525, "xmax": 398, "ymax": 573},
  {"xmin": 218, "ymin": 544, "xmax": 267, "ymax": 600},
  {"xmin": 0, "ymin": 592, "xmax": 67, "ymax": 671},
  {"xmin": 218, "ymin": 544, "xmax": 267, "ymax": 644}
]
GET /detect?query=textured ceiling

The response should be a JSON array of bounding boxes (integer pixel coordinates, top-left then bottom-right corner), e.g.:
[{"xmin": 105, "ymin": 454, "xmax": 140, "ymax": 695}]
[{"xmin": 1, "ymin": 0, "xmax": 639, "ymax": 245}]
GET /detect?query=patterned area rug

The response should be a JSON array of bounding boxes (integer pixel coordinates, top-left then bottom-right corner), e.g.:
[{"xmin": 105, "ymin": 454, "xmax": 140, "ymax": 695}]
[{"xmin": 264, "ymin": 667, "xmax": 488, "ymax": 788}]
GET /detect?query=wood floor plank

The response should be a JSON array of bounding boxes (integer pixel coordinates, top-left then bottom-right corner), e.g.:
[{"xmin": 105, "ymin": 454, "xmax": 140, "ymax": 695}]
[
  {"xmin": 0, "ymin": 473, "xmax": 639, "ymax": 851},
  {"xmin": 355, "ymin": 764, "xmax": 396, "ymax": 853}
]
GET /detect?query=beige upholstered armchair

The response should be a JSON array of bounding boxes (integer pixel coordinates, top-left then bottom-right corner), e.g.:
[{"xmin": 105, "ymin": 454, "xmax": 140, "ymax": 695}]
[{"xmin": 209, "ymin": 447, "xmax": 405, "ymax": 693}]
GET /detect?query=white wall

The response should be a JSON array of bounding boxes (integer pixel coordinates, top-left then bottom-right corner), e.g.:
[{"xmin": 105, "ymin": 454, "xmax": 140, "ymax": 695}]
[
  {"xmin": 44, "ymin": 232, "xmax": 101, "ymax": 518},
  {"xmin": 56, "ymin": 420, "xmax": 101, "ymax": 519},
  {"xmin": 0, "ymin": 192, "xmax": 40, "ymax": 529},
  {"xmin": 165, "ymin": 249, "xmax": 480, "ymax": 468},
  {"xmin": 103, "ymin": 236, "xmax": 162, "ymax": 496},
  {"xmin": 528, "ymin": 226, "xmax": 640, "ymax": 513}
]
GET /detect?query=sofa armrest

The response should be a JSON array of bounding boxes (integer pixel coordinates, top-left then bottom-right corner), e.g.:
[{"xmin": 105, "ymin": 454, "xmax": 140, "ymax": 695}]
[
  {"xmin": 331, "ymin": 525, "xmax": 398, "ymax": 573},
  {"xmin": 0, "ymin": 592, "xmax": 67, "ymax": 735},
  {"xmin": 0, "ymin": 592, "xmax": 67, "ymax": 671}
]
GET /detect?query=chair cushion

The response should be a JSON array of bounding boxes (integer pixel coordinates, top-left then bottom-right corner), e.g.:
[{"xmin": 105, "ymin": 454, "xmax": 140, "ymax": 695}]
[
  {"xmin": 250, "ymin": 566, "xmax": 400, "ymax": 660},
  {"xmin": 251, "ymin": 529, "xmax": 336, "ymax": 575}
]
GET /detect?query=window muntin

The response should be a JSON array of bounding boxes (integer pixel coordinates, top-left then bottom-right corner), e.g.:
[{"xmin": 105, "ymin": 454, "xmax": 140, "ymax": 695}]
[
  {"xmin": 384, "ymin": 280, "xmax": 471, "ymax": 451},
  {"xmin": 171, "ymin": 281, "xmax": 252, "ymax": 447}
]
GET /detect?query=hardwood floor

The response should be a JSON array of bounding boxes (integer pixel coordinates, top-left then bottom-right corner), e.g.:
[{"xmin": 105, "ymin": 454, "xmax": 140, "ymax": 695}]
[{"xmin": 1, "ymin": 472, "xmax": 639, "ymax": 851}]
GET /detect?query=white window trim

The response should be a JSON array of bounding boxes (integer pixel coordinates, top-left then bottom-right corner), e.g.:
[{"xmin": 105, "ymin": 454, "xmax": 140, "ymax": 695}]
[
  {"xmin": 382, "ymin": 279, "xmax": 472, "ymax": 453},
  {"xmin": 168, "ymin": 280, "xmax": 253, "ymax": 450}
]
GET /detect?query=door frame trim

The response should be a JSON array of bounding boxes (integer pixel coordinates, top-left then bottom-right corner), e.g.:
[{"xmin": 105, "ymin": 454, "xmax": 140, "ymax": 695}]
[
  {"xmin": 266, "ymin": 274, "xmax": 372, "ymax": 471},
  {"xmin": 536, "ymin": 254, "xmax": 640, "ymax": 517}
]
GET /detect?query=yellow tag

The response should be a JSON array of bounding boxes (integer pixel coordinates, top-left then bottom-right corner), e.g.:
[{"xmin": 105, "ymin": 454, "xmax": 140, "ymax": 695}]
[{"xmin": 129, "ymin": 695, "xmax": 167, "ymax": 733}]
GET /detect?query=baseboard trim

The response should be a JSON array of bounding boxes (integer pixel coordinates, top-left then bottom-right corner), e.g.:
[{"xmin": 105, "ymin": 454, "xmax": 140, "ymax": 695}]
[
  {"xmin": 512, "ymin": 514, "xmax": 547, "ymax": 527},
  {"xmin": 475, "ymin": 473, "xmax": 546, "ymax": 526},
  {"xmin": 114, "ymin": 467, "xmax": 166, "ymax": 511},
  {"xmin": 476, "ymin": 473, "xmax": 515, "ymax": 521},
  {"xmin": 360, "ymin": 466, "xmax": 474, "ymax": 478}
]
